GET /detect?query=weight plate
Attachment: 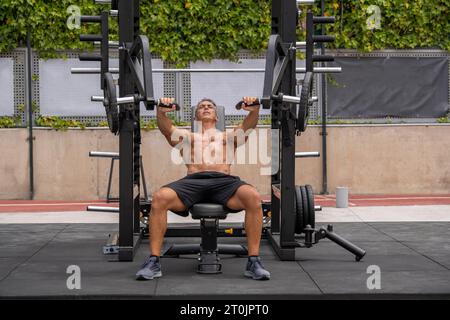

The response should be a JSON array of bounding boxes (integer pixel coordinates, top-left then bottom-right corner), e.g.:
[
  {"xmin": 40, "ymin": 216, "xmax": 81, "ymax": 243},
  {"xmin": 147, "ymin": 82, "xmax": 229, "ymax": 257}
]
[
  {"xmin": 295, "ymin": 185, "xmax": 304, "ymax": 234},
  {"xmin": 103, "ymin": 72, "xmax": 119, "ymax": 134},
  {"xmin": 300, "ymin": 186, "xmax": 309, "ymax": 232},
  {"xmin": 261, "ymin": 34, "xmax": 284, "ymax": 109},
  {"xmin": 305, "ymin": 185, "xmax": 315, "ymax": 228},
  {"xmin": 297, "ymin": 71, "xmax": 314, "ymax": 133}
]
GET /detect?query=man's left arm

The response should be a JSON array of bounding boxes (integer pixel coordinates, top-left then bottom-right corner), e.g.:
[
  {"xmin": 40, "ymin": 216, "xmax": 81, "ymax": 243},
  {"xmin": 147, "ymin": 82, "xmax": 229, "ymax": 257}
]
[{"xmin": 232, "ymin": 97, "xmax": 260, "ymax": 147}]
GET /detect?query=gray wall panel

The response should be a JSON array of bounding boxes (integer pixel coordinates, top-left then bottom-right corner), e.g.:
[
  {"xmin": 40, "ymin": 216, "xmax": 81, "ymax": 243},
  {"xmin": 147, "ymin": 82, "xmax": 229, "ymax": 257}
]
[
  {"xmin": 0, "ymin": 58, "xmax": 14, "ymax": 116},
  {"xmin": 328, "ymin": 57, "xmax": 449, "ymax": 118},
  {"xmin": 190, "ymin": 59, "xmax": 268, "ymax": 116},
  {"xmin": 39, "ymin": 58, "xmax": 163, "ymax": 116}
]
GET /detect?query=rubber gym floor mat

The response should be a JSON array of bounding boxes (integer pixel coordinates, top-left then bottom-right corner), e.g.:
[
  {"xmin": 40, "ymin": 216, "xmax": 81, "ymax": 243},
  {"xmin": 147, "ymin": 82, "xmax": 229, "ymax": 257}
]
[{"xmin": 0, "ymin": 223, "xmax": 448, "ymax": 299}]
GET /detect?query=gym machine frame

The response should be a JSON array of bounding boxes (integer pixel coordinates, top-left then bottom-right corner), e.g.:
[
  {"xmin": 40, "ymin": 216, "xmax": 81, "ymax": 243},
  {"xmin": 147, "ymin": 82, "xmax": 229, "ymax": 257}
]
[
  {"xmin": 78, "ymin": 0, "xmax": 156, "ymax": 261},
  {"xmin": 75, "ymin": 0, "xmax": 365, "ymax": 262},
  {"xmin": 265, "ymin": 0, "xmax": 365, "ymax": 261}
]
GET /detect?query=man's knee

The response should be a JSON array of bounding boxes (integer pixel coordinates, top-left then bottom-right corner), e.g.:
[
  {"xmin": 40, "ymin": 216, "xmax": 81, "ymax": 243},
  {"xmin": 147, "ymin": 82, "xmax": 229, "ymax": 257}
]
[
  {"xmin": 151, "ymin": 189, "xmax": 172, "ymax": 210},
  {"xmin": 241, "ymin": 187, "xmax": 262, "ymax": 210},
  {"xmin": 152, "ymin": 187, "xmax": 186, "ymax": 213}
]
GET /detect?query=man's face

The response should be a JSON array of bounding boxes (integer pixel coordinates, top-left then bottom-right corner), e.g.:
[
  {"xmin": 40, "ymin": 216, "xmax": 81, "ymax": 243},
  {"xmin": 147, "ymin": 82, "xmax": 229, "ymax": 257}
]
[{"xmin": 195, "ymin": 101, "xmax": 218, "ymax": 122}]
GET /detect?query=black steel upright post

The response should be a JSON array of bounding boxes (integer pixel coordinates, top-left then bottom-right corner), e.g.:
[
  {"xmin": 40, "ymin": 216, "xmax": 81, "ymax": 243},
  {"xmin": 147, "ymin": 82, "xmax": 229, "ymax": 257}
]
[
  {"xmin": 133, "ymin": 119, "xmax": 141, "ymax": 237},
  {"xmin": 100, "ymin": 11, "xmax": 109, "ymax": 89},
  {"xmin": 132, "ymin": 0, "xmax": 141, "ymax": 235},
  {"xmin": 270, "ymin": 0, "xmax": 282, "ymax": 234},
  {"xmin": 26, "ymin": 29, "xmax": 34, "ymax": 200},
  {"xmin": 306, "ymin": 12, "xmax": 314, "ymax": 73},
  {"xmin": 269, "ymin": 0, "xmax": 298, "ymax": 260},
  {"xmin": 320, "ymin": 0, "xmax": 329, "ymax": 194},
  {"xmin": 118, "ymin": 0, "xmax": 138, "ymax": 261}
]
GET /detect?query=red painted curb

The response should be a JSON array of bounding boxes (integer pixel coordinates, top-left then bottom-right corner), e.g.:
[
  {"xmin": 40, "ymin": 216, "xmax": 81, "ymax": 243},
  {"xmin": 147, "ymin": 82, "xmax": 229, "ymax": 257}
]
[{"xmin": 0, "ymin": 195, "xmax": 449, "ymax": 213}]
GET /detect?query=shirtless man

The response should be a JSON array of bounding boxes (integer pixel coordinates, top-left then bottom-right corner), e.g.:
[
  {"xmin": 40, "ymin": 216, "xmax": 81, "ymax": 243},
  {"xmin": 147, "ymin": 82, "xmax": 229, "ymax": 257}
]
[{"xmin": 136, "ymin": 97, "xmax": 270, "ymax": 281}]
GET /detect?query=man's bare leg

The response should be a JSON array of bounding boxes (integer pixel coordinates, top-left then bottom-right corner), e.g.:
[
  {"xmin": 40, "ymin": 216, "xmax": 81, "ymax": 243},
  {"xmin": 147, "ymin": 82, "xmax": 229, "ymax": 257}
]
[
  {"xmin": 226, "ymin": 185, "xmax": 263, "ymax": 256},
  {"xmin": 149, "ymin": 187, "xmax": 186, "ymax": 256},
  {"xmin": 136, "ymin": 187, "xmax": 186, "ymax": 280},
  {"xmin": 226, "ymin": 185, "xmax": 270, "ymax": 280}
]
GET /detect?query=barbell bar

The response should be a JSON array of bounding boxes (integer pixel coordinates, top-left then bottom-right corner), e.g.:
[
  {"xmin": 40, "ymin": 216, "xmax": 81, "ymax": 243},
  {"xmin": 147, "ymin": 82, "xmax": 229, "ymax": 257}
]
[
  {"xmin": 92, "ymin": 94, "xmax": 317, "ymax": 105},
  {"xmin": 92, "ymin": 93, "xmax": 136, "ymax": 105},
  {"xmin": 94, "ymin": 0, "xmax": 318, "ymax": 10},
  {"xmin": 295, "ymin": 152, "xmax": 320, "ymax": 158},
  {"xmin": 94, "ymin": 40, "xmax": 119, "ymax": 47},
  {"xmin": 97, "ymin": 95, "xmax": 135, "ymax": 105},
  {"xmin": 71, "ymin": 67, "xmax": 342, "ymax": 74},
  {"xmin": 87, "ymin": 206, "xmax": 119, "ymax": 213},
  {"xmin": 92, "ymin": 94, "xmax": 181, "ymax": 110},
  {"xmin": 280, "ymin": 94, "xmax": 303, "ymax": 104},
  {"xmin": 297, "ymin": 0, "xmax": 315, "ymax": 5},
  {"xmin": 91, "ymin": 94, "xmax": 141, "ymax": 105},
  {"xmin": 89, "ymin": 151, "xmax": 119, "ymax": 158},
  {"xmin": 94, "ymin": 41, "xmax": 304, "ymax": 48},
  {"xmin": 97, "ymin": 0, "xmax": 315, "ymax": 6}
]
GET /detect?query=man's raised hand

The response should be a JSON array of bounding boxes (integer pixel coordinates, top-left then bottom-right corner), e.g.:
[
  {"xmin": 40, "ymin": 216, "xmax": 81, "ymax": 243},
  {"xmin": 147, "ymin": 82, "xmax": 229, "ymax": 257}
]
[
  {"xmin": 235, "ymin": 96, "xmax": 261, "ymax": 111},
  {"xmin": 157, "ymin": 97, "xmax": 179, "ymax": 113}
]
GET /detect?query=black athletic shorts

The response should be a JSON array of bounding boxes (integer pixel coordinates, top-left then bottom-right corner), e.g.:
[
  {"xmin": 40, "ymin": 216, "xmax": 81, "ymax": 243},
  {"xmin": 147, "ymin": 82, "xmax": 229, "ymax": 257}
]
[{"xmin": 162, "ymin": 171, "xmax": 250, "ymax": 216}]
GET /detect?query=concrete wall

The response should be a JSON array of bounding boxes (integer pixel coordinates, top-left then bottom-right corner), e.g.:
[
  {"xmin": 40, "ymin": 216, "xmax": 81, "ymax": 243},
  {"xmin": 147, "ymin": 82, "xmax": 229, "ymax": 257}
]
[
  {"xmin": 0, "ymin": 124, "xmax": 449, "ymax": 200},
  {"xmin": 0, "ymin": 129, "xmax": 29, "ymax": 199}
]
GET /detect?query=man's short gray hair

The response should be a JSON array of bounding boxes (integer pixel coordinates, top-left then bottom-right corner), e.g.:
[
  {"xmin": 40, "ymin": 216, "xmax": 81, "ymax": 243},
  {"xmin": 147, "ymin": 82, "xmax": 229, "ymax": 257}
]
[{"xmin": 194, "ymin": 98, "xmax": 218, "ymax": 119}]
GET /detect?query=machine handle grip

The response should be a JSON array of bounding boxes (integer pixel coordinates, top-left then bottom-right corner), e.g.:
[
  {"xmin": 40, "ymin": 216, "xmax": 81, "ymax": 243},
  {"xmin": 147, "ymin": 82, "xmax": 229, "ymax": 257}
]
[
  {"xmin": 235, "ymin": 99, "xmax": 261, "ymax": 110},
  {"xmin": 157, "ymin": 100, "xmax": 180, "ymax": 111}
]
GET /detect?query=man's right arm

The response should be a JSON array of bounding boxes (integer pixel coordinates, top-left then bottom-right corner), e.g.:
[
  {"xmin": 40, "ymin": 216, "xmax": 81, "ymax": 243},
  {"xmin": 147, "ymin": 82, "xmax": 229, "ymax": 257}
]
[{"xmin": 157, "ymin": 106, "xmax": 190, "ymax": 147}]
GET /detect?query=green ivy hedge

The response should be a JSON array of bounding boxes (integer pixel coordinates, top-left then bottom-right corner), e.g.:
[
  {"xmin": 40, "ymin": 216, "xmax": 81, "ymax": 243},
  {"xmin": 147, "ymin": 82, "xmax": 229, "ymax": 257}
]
[
  {"xmin": 1, "ymin": 0, "xmax": 448, "ymax": 65},
  {"xmin": 319, "ymin": 0, "xmax": 450, "ymax": 52}
]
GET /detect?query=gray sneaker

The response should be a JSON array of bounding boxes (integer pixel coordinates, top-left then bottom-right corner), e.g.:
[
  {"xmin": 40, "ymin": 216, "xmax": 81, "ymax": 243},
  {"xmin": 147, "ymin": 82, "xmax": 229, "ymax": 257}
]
[
  {"xmin": 136, "ymin": 256, "xmax": 162, "ymax": 280},
  {"xmin": 244, "ymin": 256, "xmax": 270, "ymax": 280}
]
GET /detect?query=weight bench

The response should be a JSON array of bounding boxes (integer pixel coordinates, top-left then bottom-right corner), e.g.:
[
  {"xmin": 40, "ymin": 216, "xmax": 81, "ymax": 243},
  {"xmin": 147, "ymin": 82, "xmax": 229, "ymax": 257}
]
[{"xmin": 162, "ymin": 105, "xmax": 248, "ymax": 273}]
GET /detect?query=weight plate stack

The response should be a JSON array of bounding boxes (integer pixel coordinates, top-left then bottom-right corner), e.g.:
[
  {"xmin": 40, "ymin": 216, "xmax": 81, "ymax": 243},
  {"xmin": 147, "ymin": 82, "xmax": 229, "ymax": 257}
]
[
  {"xmin": 300, "ymin": 186, "xmax": 309, "ymax": 231},
  {"xmin": 305, "ymin": 184, "xmax": 315, "ymax": 228},
  {"xmin": 294, "ymin": 185, "xmax": 304, "ymax": 234}
]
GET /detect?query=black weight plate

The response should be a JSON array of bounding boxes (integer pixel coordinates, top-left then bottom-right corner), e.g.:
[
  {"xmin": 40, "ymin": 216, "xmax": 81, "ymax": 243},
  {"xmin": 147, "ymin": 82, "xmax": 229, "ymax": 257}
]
[
  {"xmin": 261, "ymin": 34, "xmax": 284, "ymax": 109},
  {"xmin": 305, "ymin": 185, "xmax": 315, "ymax": 228},
  {"xmin": 297, "ymin": 72, "xmax": 313, "ymax": 133},
  {"xmin": 300, "ymin": 186, "xmax": 309, "ymax": 231},
  {"xmin": 293, "ymin": 191, "xmax": 297, "ymax": 232},
  {"xmin": 294, "ymin": 185, "xmax": 304, "ymax": 234},
  {"xmin": 103, "ymin": 72, "xmax": 119, "ymax": 134}
]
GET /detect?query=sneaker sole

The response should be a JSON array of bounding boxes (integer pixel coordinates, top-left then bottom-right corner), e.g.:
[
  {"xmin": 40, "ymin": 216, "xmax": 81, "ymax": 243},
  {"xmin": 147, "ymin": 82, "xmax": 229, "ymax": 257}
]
[
  {"xmin": 136, "ymin": 271, "xmax": 162, "ymax": 281},
  {"xmin": 244, "ymin": 271, "xmax": 270, "ymax": 280}
]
